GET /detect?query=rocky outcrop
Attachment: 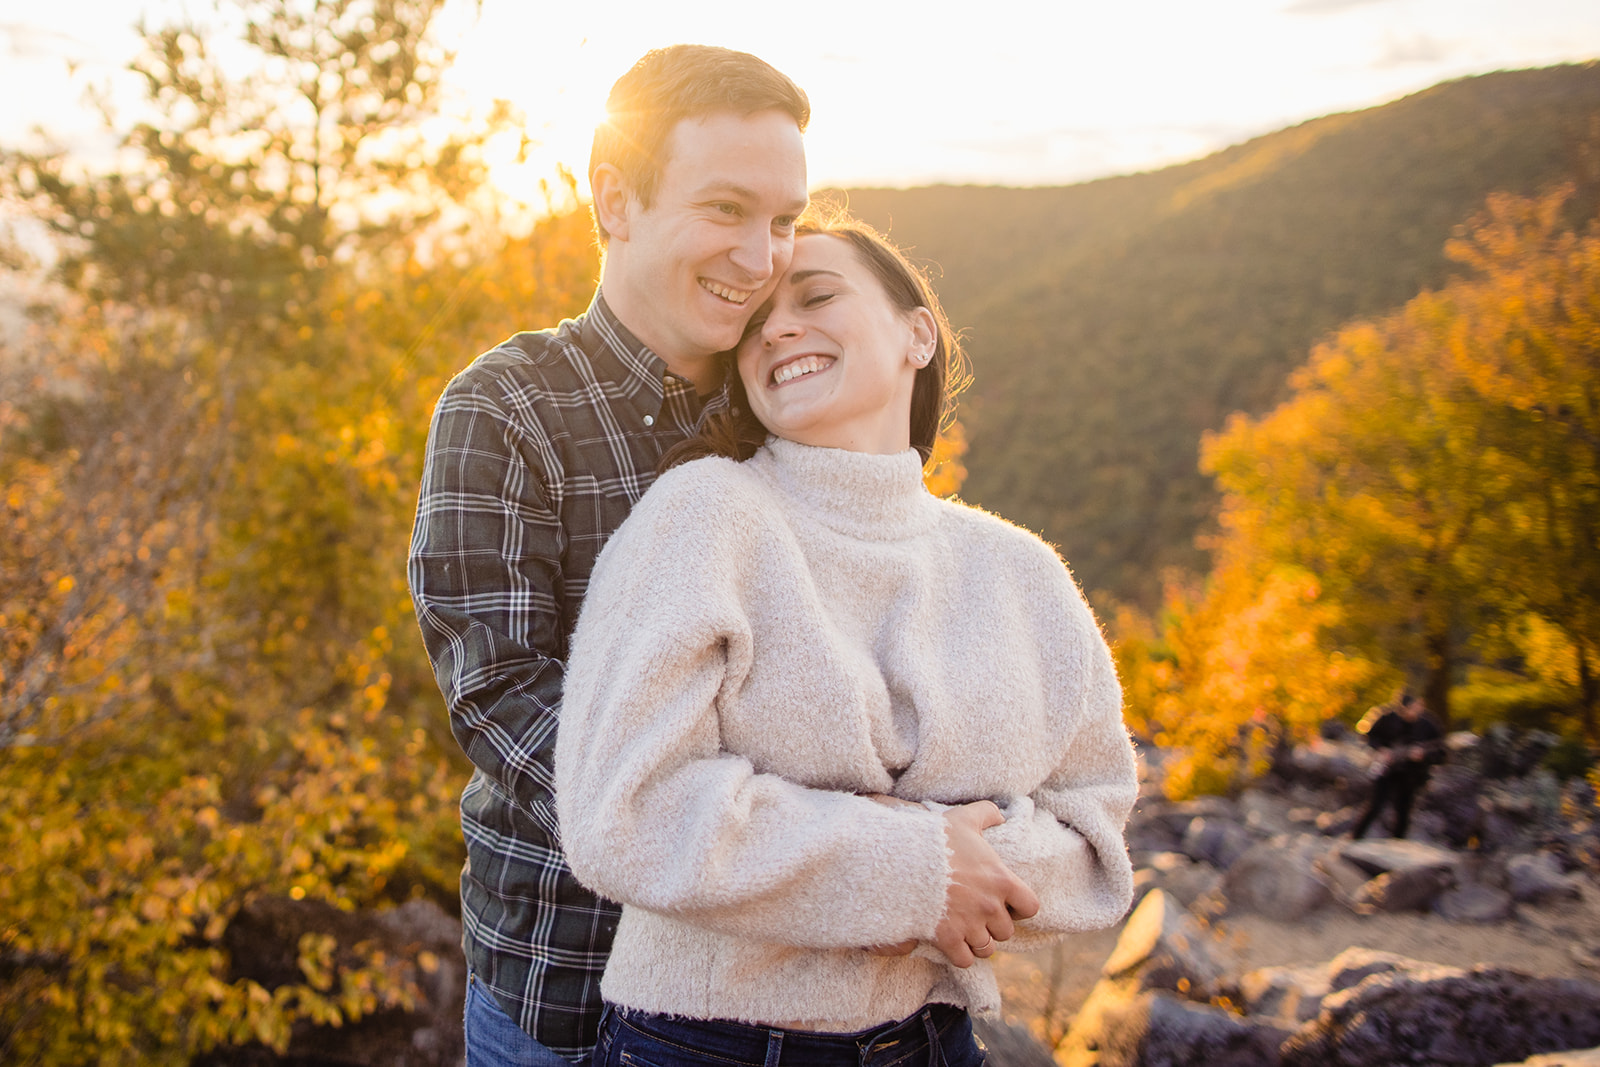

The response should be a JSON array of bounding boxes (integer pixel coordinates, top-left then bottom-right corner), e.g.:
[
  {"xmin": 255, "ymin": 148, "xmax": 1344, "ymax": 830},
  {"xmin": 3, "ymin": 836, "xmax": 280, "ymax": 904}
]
[
  {"xmin": 1056, "ymin": 883, "xmax": 1600, "ymax": 1067},
  {"xmin": 1281, "ymin": 965, "xmax": 1600, "ymax": 1066},
  {"xmin": 1070, "ymin": 738, "xmax": 1600, "ymax": 1067}
]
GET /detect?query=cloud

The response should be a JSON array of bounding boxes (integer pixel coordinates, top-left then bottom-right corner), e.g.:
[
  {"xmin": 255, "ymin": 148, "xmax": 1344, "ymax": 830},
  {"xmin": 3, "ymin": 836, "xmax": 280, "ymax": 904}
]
[
  {"xmin": 1282, "ymin": 0, "xmax": 1396, "ymax": 13},
  {"xmin": 0, "ymin": 21, "xmax": 75, "ymax": 60},
  {"xmin": 1373, "ymin": 33, "xmax": 1452, "ymax": 67}
]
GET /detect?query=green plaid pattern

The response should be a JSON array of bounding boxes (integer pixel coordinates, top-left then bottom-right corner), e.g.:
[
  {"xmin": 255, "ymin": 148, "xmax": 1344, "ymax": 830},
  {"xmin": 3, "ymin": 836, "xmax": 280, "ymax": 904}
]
[{"xmin": 408, "ymin": 292, "xmax": 726, "ymax": 1059}]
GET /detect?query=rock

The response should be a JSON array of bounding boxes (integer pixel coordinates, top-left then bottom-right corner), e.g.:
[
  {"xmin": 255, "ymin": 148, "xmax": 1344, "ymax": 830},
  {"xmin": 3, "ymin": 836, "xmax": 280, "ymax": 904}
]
[
  {"xmin": 1324, "ymin": 947, "xmax": 1420, "ymax": 992},
  {"xmin": 1222, "ymin": 836, "xmax": 1334, "ymax": 922},
  {"xmin": 1134, "ymin": 854, "xmax": 1225, "ymax": 910},
  {"xmin": 1315, "ymin": 807, "xmax": 1362, "ymax": 836},
  {"xmin": 1238, "ymin": 791, "xmax": 1294, "ymax": 836},
  {"xmin": 971, "ymin": 1016, "xmax": 1056, "ymax": 1067},
  {"xmin": 1281, "ymin": 965, "xmax": 1600, "ymax": 1067},
  {"xmin": 1338, "ymin": 838, "xmax": 1460, "ymax": 877},
  {"xmin": 1417, "ymin": 764, "xmax": 1486, "ymax": 848},
  {"xmin": 1510, "ymin": 853, "xmax": 1586, "ymax": 904},
  {"xmin": 1316, "ymin": 853, "xmax": 1379, "ymax": 911},
  {"xmin": 1102, "ymin": 889, "xmax": 1233, "ymax": 999},
  {"xmin": 1181, "ymin": 816, "xmax": 1258, "ymax": 871},
  {"xmin": 1354, "ymin": 862, "xmax": 1456, "ymax": 913},
  {"xmin": 206, "ymin": 895, "xmax": 465, "ymax": 1067},
  {"xmin": 1237, "ymin": 965, "xmax": 1330, "ymax": 1023},
  {"xmin": 1058, "ymin": 987, "xmax": 1292, "ymax": 1067},
  {"xmin": 1128, "ymin": 820, "xmax": 1185, "ymax": 855},
  {"xmin": 1495, "ymin": 1049, "xmax": 1600, "ymax": 1066},
  {"xmin": 1435, "ymin": 883, "xmax": 1516, "ymax": 923}
]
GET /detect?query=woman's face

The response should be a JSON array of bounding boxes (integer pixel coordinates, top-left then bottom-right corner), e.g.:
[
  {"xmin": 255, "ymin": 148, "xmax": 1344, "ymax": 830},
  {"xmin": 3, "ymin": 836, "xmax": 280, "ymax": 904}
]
[{"xmin": 736, "ymin": 234, "xmax": 935, "ymax": 455}]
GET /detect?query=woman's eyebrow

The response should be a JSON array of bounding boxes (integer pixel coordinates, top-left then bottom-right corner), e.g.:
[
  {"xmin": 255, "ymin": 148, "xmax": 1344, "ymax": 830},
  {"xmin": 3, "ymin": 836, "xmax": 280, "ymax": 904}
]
[{"xmin": 787, "ymin": 269, "xmax": 845, "ymax": 284}]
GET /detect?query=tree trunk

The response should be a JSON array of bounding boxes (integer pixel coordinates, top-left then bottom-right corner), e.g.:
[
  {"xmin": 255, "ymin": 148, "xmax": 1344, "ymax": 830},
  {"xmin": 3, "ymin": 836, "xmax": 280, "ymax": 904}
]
[{"xmin": 1424, "ymin": 629, "xmax": 1453, "ymax": 733}]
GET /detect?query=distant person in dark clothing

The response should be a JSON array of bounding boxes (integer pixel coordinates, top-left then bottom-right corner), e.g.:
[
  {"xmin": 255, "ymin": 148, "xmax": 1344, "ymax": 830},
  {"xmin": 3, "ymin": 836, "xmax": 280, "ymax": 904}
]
[{"xmin": 1352, "ymin": 693, "xmax": 1444, "ymax": 840}]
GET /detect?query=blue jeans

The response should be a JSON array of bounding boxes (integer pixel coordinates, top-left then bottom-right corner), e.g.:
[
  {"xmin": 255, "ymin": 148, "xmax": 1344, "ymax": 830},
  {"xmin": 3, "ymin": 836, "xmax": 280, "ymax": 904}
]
[
  {"xmin": 465, "ymin": 972, "xmax": 579, "ymax": 1067},
  {"xmin": 591, "ymin": 1002, "xmax": 987, "ymax": 1067}
]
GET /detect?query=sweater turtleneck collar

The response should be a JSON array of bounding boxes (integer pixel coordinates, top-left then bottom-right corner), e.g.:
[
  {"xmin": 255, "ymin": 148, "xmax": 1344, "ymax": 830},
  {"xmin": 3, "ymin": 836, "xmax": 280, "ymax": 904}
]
[{"xmin": 753, "ymin": 436, "xmax": 937, "ymax": 541}]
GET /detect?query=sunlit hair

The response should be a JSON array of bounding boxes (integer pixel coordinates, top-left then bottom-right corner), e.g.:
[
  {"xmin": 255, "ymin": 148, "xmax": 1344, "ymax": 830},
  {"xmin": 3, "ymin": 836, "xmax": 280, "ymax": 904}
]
[
  {"xmin": 662, "ymin": 205, "xmax": 971, "ymax": 470},
  {"xmin": 590, "ymin": 45, "xmax": 810, "ymax": 243}
]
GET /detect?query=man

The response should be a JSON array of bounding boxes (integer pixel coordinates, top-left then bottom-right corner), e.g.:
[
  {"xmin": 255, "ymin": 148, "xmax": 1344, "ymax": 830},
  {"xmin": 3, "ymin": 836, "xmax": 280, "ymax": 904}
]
[
  {"xmin": 1352, "ymin": 692, "xmax": 1445, "ymax": 840},
  {"xmin": 408, "ymin": 46, "xmax": 810, "ymax": 1064}
]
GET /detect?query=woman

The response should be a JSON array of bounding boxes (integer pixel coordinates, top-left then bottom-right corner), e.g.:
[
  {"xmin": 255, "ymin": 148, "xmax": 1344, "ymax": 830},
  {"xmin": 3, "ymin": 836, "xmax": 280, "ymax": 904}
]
[{"xmin": 555, "ymin": 212, "xmax": 1137, "ymax": 1067}]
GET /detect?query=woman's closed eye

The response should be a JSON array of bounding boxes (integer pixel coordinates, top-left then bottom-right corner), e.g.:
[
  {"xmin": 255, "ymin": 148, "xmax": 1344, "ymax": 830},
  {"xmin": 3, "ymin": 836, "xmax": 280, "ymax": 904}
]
[{"xmin": 802, "ymin": 291, "xmax": 836, "ymax": 308}]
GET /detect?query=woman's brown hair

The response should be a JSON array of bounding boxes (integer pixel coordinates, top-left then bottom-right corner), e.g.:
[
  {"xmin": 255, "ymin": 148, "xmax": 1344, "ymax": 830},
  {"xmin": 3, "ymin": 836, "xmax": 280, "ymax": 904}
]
[{"xmin": 662, "ymin": 206, "xmax": 969, "ymax": 471}]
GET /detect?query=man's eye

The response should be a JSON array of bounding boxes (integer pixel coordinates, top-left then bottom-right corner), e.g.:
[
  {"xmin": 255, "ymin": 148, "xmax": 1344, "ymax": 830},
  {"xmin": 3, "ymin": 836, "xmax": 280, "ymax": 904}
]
[
  {"xmin": 774, "ymin": 215, "xmax": 797, "ymax": 231},
  {"xmin": 714, "ymin": 203, "xmax": 739, "ymax": 216}
]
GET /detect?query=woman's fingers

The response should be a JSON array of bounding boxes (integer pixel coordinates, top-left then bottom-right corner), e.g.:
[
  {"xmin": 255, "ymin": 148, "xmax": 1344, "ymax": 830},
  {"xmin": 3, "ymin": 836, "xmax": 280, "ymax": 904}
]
[{"xmin": 935, "ymin": 803, "xmax": 1035, "ymax": 967}]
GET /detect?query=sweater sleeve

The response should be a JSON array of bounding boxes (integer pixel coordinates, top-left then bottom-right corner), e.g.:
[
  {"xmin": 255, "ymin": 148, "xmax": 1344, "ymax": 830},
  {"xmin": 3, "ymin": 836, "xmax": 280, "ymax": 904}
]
[
  {"xmin": 976, "ymin": 549, "xmax": 1137, "ymax": 951},
  {"xmin": 554, "ymin": 463, "xmax": 951, "ymax": 951}
]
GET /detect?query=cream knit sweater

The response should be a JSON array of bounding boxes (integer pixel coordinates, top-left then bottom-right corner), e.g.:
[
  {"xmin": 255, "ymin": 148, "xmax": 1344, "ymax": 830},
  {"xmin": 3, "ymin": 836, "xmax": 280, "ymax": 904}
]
[{"xmin": 555, "ymin": 438, "xmax": 1136, "ymax": 1032}]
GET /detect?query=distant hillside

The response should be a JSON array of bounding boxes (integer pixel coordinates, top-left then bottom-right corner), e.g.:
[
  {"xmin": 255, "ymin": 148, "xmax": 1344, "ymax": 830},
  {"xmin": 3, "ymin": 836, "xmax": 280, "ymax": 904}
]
[{"xmin": 840, "ymin": 63, "xmax": 1600, "ymax": 605}]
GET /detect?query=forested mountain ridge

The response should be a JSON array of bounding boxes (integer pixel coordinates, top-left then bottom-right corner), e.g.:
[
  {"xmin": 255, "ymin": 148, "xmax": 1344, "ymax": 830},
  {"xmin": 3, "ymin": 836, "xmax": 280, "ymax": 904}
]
[{"xmin": 839, "ymin": 63, "xmax": 1600, "ymax": 605}]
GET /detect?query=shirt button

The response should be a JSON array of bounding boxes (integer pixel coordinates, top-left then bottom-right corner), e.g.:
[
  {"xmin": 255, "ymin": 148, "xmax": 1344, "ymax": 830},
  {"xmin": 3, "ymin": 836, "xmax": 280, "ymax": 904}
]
[{"xmin": 643, "ymin": 414, "xmax": 655, "ymax": 427}]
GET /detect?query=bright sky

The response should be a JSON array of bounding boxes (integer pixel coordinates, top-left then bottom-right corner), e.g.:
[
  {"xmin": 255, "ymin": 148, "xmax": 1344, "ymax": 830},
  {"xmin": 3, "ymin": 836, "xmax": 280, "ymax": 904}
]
[{"xmin": 3, "ymin": 0, "xmax": 1599, "ymax": 204}]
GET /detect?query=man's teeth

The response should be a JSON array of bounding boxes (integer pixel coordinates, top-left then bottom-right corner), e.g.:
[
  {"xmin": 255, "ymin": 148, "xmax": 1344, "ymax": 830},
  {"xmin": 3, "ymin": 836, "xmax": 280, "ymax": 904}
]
[
  {"xmin": 700, "ymin": 279, "xmax": 754, "ymax": 305},
  {"xmin": 773, "ymin": 356, "xmax": 831, "ymax": 385}
]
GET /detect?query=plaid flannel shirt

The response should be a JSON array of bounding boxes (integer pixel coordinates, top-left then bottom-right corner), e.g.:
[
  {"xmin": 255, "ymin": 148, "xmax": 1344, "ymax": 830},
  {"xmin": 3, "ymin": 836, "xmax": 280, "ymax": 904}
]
[{"xmin": 408, "ymin": 291, "xmax": 727, "ymax": 1059}]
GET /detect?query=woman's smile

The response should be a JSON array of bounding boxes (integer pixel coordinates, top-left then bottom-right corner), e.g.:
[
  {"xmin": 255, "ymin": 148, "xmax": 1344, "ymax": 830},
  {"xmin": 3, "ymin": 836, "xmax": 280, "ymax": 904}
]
[{"xmin": 769, "ymin": 354, "xmax": 836, "ymax": 386}]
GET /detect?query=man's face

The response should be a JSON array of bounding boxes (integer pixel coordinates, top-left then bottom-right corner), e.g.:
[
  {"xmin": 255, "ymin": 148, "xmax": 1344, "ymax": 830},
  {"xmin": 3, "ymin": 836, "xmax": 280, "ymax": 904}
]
[{"xmin": 604, "ymin": 109, "xmax": 808, "ymax": 371}]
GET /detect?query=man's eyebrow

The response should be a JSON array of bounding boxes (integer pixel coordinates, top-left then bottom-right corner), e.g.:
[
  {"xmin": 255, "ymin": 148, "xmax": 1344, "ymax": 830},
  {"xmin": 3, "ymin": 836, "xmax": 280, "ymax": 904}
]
[{"xmin": 694, "ymin": 183, "xmax": 808, "ymax": 213}]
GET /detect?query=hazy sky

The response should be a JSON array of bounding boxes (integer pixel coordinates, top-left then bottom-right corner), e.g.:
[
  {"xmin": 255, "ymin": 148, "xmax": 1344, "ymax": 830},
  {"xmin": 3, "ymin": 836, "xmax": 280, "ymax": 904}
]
[{"xmin": 3, "ymin": 0, "xmax": 1598, "ymax": 204}]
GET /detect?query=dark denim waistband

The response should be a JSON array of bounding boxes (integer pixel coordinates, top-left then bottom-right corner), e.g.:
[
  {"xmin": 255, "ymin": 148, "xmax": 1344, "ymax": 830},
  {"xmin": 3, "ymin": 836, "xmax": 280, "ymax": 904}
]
[{"xmin": 602, "ymin": 1002, "xmax": 977, "ymax": 1067}]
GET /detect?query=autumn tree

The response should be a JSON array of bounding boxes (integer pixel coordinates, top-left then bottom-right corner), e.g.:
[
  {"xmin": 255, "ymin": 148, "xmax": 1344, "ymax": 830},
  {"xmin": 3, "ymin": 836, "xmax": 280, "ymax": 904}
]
[
  {"xmin": 0, "ymin": 0, "xmax": 606, "ymax": 1059},
  {"xmin": 1196, "ymin": 185, "xmax": 1600, "ymax": 742}
]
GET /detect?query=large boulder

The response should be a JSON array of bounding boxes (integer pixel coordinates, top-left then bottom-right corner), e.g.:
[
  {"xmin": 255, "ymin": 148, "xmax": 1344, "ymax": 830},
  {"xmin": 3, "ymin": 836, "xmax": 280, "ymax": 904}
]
[
  {"xmin": 1338, "ymin": 838, "xmax": 1460, "ymax": 877},
  {"xmin": 1281, "ymin": 965, "xmax": 1600, "ymax": 1067},
  {"xmin": 1222, "ymin": 835, "xmax": 1334, "ymax": 921},
  {"xmin": 1237, "ymin": 965, "xmax": 1330, "ymax": 1024},
  {"xmin": 1509, "ymin": 853, "xmax": 1587, "ymax": 904},
  {"xmin": 1435, "ymin": 883, "xmax": 1516, "ymax": 924},
  {"xmin": 1133, "ymin": 853, "xmax": 1224, "ymax": 910},
  {"xmin": 1354, "ymin": 864, "xmax": 1456, "ymax": 913},
  {"xmin": 1276, "ymin": 739, "xmax": 1379, "ymax": 803},
  {"xmin": 1494, "ymin": 1050, "xmax": 1600, "ymax": 1066},
  {"xmin": 1102, "ymin": 889, "xmax": 1235, "ymax": 999},
  {"xmin": 1418, "ymin": 765, "xmax": 1487, "ymax": 848},
  {"xmin": 1237, "ymin": 791, "xmax": 1294, "ymax": 837},
  {"xmin": 1181, "ymin": 816, "xmax": 1258, "ymax": 871},
  {"xmin": 1058, "ymin": 987, "xmax": 1291, "ymax": 1067}
]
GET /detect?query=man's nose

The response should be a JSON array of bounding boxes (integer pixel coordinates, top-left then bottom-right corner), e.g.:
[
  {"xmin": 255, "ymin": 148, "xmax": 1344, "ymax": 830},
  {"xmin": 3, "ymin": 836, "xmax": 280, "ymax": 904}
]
[{"xmin": 728, "ymin": 223, "xmax": 775, "ymax": 281}]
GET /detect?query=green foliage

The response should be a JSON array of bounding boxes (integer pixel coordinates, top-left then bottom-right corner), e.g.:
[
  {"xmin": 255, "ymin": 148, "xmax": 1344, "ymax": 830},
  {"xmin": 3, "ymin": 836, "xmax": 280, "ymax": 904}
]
[{"xmin": 843, "ymin": 63, "xmax": 1600, "ymax": 605}]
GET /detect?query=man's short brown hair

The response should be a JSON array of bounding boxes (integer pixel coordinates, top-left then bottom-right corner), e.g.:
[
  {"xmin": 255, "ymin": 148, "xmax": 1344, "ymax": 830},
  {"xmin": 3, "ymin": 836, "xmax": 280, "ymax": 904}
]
[{"xmin": 590, "ymin": 45, "xmax": 810, "ymax": 242}]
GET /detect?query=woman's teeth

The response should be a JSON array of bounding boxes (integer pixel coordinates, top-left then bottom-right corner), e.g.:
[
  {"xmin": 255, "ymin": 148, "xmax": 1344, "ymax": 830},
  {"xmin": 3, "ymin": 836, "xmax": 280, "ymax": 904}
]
[{"xmin": 773, "ymin": 356, "xmax": 831, "ymax": 385}]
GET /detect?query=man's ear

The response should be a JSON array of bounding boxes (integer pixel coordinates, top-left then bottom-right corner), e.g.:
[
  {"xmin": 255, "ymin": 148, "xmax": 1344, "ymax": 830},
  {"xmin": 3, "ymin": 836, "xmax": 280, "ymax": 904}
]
[
  {"xmin": 591, "ymin": 163, "xmax": 632, "ymax": 242},
  {"xmin": 906, "ymin": 307, "xmax": 937, "ymax": 368}
]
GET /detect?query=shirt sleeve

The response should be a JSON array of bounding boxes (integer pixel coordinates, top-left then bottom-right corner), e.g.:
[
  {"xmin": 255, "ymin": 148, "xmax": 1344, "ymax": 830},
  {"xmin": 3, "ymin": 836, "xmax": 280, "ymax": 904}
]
[
  {"xmin": 554, "ymin": 467, "xmax": 952, "ymax": 952},
  {"xmin": 967, "ymin": 550, "xmax": 1138, "ymax": 952},
  {"xmin": 408, "ymin": 373, "xmax": 569, "ymax": 840}
]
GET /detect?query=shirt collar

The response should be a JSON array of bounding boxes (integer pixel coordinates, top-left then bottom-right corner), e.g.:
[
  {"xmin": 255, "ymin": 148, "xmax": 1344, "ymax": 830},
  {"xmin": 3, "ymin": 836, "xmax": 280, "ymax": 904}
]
[{"xmin": 582, "ymin": 288, "xmax": 730, "ymax": 420}]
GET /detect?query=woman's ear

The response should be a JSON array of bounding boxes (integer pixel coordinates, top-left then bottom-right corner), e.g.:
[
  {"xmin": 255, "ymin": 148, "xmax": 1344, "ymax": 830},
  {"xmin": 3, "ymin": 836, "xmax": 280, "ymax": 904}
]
[
  {"xmin": 906, "ymin": 307, "xmax": 937, "ymax": 368},
  {"xmin": 591, "ymin": 163, "xmax": 632, "ymax": 242}
]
